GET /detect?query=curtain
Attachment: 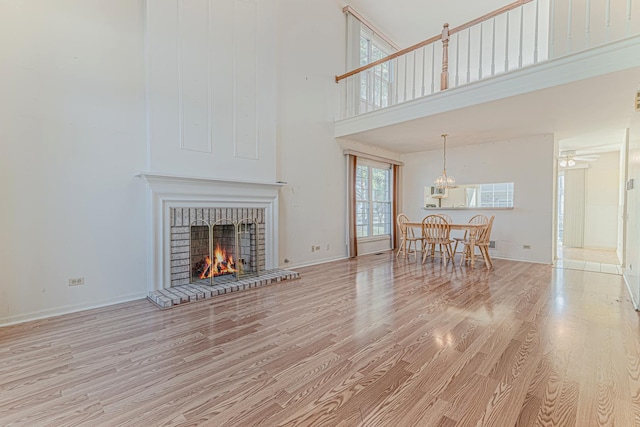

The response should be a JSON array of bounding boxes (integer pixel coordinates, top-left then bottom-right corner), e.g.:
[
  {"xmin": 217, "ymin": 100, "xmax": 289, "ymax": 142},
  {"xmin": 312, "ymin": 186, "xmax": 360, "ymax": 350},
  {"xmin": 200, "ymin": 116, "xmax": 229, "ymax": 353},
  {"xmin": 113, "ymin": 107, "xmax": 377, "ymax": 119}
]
[
  {"xmin": 392, "ymin": 164, "xmax": 401, "ymax": 250},
  {"xmin": 347, "ymin": 154, "xmax": 358, "ymax": 257},
  {"xmin": 563, "ymin": 168, "xmax": 586, "ymax": 248}
]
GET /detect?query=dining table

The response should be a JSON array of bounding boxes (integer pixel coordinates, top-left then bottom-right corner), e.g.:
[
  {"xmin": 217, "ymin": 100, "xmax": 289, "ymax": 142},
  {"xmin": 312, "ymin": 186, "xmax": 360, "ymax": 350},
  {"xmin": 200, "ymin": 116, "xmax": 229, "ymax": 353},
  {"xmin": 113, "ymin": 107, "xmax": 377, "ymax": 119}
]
[{"xmin": 406, "ymin": 221, "xmax": 491, "ymax": 269}]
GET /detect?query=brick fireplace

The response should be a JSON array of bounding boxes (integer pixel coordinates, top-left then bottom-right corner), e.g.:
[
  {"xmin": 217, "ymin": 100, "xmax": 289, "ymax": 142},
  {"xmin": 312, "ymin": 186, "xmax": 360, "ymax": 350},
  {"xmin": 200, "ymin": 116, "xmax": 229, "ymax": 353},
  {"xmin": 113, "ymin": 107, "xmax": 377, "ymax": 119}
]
[
  {"xmin": 137, "ymin": 173, "xmax": 284, "ymax": 292},
  {"xmin": 170, "ymin": 207, "xmax": 266, "ymax": 286}
]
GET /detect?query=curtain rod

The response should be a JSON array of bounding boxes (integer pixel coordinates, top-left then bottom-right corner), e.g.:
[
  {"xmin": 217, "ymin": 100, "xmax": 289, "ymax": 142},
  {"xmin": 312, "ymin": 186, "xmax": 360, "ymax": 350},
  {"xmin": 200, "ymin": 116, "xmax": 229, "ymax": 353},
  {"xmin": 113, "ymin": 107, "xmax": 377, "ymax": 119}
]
[{"xmin": 343, "ymin": 149, "xmax": 404, "ymax": 166}]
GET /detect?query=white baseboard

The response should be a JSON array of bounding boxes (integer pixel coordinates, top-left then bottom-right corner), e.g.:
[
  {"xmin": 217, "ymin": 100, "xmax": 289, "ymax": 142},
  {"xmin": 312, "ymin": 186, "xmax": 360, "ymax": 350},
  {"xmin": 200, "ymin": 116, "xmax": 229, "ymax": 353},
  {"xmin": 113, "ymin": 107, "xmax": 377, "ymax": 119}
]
[
  {"xmin": 622, "ymin": 272, "xmax": 640, "ymax": 311},
  {"xmin": 0, "ymin": 292, "xmax": 148, "ymax": 327},
  {"xmin": 487, "ymin": 255, "xmax": 552, "ymax": 265},
  {"xmin": 282, "ymin": 255, "xmax": 350, "ymax": 270}
]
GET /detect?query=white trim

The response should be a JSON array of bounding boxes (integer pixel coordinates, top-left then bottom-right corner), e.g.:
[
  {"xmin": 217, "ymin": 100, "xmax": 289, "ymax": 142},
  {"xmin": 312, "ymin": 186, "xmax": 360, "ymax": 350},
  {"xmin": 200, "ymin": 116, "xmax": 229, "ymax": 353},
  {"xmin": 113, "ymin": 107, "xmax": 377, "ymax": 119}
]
[
  {"xmin": 623, "ymin": 272, "xmax": 640, "ymax": 311},
  {"xmin": 491, "ymin": 255, "xmax": 552, "ymax": 264},
  {"xmin": 0, "ymin": 293, "xmax": 147, "ymax": 328},
  {"xmin": 358, "ymin": 234, "xmax": 392, "ymax": 243},
  {"xmin": 284, "ymin": 255, "xmax": 350, "ymax": 270},
  {"xmin": 135, "ymin": 172, "xmax": 285, "ymax": 189},
  {"xmin": 343, "ymin": 149, "xmax": 403, "ymax": 166},
  {"xmin": 342, "ymin": 6, "xmax": 400, "ymax": 51},
  {"xmin": 137, "ymin": 172, "xmax": 283, "ymax": 291},
  {"xmin": 357, "ymin": 248, "xmax": 394, "ymax": 256}
]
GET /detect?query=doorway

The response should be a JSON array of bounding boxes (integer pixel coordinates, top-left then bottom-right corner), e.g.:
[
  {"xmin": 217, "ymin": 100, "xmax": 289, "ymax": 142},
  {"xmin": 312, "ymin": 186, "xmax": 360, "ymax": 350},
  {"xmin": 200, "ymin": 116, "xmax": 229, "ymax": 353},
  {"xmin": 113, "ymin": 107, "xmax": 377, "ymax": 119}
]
[{"xmin": 555, "ymin": 150, "xmax": 623, "ymax": 274}]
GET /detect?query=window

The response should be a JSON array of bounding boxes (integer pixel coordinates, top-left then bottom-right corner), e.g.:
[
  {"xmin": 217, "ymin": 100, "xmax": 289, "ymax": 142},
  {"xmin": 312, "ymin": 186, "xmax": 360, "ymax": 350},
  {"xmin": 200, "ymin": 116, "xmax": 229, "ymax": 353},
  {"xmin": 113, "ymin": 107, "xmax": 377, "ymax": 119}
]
[
  {"xmin": 359, "ymin": 30, "xmax": 394, "ymax": 110},
  {"xmin": 355, "ymin": 161, "xmax": 392, "ymax": 238},
  {"xmin": 479, "ymin": 182, "xmax": 514, "ymax": 207}
]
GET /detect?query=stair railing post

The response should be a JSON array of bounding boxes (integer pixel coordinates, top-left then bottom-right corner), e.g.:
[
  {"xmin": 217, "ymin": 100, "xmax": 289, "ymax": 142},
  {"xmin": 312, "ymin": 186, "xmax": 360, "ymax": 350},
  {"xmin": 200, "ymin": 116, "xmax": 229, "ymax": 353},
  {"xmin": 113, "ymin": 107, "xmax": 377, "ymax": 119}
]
[{"xmin": 441, "ymin": 23, "xmax": 450, "ymax": 90}]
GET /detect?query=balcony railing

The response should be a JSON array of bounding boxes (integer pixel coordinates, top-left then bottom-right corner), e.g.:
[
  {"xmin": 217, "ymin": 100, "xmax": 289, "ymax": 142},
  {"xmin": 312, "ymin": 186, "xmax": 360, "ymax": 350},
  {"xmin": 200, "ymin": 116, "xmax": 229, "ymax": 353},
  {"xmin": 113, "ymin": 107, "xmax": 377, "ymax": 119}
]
[{"xmin": 336, "ymin": 0, "xmax": 639, "ymax": 120}]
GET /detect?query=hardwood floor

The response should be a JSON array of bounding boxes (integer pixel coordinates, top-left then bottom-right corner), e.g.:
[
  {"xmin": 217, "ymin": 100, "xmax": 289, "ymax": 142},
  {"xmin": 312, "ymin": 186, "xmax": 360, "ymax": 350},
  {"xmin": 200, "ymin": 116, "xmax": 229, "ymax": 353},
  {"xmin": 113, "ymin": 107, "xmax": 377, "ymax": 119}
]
[{"xmin": 1, "ymin": 252, "xmax": 639, "ymax": 426}]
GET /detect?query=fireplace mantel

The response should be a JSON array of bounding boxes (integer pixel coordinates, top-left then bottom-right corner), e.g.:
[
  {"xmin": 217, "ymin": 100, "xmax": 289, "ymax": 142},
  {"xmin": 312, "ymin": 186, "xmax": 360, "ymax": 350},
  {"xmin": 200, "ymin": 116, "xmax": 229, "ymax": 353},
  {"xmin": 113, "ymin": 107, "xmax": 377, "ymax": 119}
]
[
  {"xmin": 135, "ymin": 172, "xmax": 286, "ymax": 191},
  {"xmin": 137, "ymin": 172, "xmax": 284, "ymax": 291}
]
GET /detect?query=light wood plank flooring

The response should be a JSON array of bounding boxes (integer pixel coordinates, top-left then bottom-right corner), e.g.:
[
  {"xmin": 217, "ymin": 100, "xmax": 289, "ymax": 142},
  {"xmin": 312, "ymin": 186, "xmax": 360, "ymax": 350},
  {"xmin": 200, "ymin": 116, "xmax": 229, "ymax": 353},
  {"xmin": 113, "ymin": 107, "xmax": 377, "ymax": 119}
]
[{"xmin": 1, "ymin": 253, "xmax": 639, "ymax": 426}]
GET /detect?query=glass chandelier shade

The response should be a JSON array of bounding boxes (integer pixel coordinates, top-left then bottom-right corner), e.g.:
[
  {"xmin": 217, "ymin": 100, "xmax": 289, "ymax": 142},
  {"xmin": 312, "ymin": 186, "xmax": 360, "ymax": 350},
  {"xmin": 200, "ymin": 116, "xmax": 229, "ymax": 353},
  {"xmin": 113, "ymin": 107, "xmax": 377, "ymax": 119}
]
[
  {"xmin": 434, "ymin": 134, "xmax": 455, "ymax": 189},
  {"xmin": 559, "ymin": 157, "xmax": 576, "ymax": 168}
]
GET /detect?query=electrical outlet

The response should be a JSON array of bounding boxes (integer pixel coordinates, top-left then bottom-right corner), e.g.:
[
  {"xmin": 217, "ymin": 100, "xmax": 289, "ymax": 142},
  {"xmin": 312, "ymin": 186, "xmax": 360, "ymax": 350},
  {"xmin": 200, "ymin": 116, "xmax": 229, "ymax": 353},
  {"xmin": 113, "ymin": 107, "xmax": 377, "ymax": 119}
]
[
  {"xmin": 489, "ymin": 240, "xmax": 496, "ymax": 249},
  {"xmin": 69, "ymin": 277, "xmax": 85, "ymax": 286},
  {"xmin": 523, "ymin": 244, "xmax": 531, "ymax": 250},
  {"xmin": 314, "ymin": 245, "xmax": 321, "ymax": 252},
  {"xmin": 326, "ymin": 244, "xmax": 330, "ymax": 251},
  {"xmin": 311, "ymin": 246, "xmax": 315, "ymax": 252}
]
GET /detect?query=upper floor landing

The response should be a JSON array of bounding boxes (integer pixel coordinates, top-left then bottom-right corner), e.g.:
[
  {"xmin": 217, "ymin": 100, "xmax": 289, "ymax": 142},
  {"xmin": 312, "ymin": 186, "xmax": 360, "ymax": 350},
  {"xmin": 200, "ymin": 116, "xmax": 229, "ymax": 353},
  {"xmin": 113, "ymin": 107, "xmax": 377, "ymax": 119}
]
[{"xmin": 335, "ymin": 0, "xmax": 640, "ymax": 153}]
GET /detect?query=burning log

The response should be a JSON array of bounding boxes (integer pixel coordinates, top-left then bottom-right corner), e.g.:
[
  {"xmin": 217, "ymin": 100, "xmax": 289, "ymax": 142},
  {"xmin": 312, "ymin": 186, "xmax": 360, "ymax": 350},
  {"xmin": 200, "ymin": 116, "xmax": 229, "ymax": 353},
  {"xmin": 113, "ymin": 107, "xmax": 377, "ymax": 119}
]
[
  {"xmin": 199, "ymin": 255, "xmax": 213, "ymax": 279},
  {"xmin": 198, "ymin": 246, "xmax": 237, "ymax": 279}
]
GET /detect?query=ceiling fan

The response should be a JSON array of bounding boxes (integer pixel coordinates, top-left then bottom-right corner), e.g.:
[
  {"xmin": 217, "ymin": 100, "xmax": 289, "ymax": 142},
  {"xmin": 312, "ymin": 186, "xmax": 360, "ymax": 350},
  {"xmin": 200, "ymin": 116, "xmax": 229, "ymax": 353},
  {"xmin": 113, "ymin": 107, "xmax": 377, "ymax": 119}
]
[{"xmin": 558, "ymin": 150, "xmax": 600, "ymax": 167}]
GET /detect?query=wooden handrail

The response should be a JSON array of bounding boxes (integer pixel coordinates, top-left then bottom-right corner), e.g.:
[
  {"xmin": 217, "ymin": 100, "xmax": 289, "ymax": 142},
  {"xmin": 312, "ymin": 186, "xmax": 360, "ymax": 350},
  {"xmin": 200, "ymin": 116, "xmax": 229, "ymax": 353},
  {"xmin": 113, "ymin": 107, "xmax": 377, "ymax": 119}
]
[
  {"xmin": 335, "ymin": 0, "xmax": 533, "ymax": 83},
  {"xmin": 449, "ymin": 0, "xmax": 532, "ymax": 35},
  {"xmin": 335, "ymin": 33, "xmax": 441, "ymax": 83}
]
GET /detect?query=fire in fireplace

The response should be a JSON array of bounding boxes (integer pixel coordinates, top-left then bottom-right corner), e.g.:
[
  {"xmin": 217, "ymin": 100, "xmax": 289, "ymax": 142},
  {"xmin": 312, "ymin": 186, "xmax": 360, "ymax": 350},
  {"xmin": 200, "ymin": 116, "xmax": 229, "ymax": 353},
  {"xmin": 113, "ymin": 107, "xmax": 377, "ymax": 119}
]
[{"xmin": 198, "ymin": 245, "xmax": 237, "ymax": 279}]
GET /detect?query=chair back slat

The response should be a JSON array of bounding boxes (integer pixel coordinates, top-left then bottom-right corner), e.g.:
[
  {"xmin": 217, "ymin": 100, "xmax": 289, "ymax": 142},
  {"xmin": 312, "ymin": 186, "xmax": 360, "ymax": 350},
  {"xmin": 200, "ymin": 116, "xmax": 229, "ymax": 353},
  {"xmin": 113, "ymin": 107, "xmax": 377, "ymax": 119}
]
[
  {"xmin": 477, "ymin": 215, "xmax": 495, "ymax": 244},
  {"xmin": 397, "ymin": 213, "xmax": 415, "ymax": 238},
  {"xmin": 437, "ymin": 213, "xmax": 453, "ymax": 223},
  {"xmin": 465, "ymin": 214, "xmax": 489, "ymax": 240},
  {"xmin": 422, "ymin": 215, "xmax": 450, "ymax": 242}
]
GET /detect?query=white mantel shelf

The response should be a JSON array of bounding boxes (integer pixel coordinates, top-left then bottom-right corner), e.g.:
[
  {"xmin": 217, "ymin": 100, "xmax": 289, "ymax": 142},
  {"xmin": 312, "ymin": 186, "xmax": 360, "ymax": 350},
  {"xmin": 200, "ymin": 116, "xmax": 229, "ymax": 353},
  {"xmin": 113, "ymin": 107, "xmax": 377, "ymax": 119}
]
[{"xmin": 135, "ymin": 172, "xmax": 286, "ymax": 190}]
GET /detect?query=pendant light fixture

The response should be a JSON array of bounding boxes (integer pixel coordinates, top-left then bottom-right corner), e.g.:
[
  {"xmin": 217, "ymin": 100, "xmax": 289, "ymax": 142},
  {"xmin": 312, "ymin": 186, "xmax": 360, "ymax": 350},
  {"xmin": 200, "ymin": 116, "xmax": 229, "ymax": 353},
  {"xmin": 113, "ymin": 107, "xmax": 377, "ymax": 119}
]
[
  {"xmin": 434, "ymin": 134, "xmax": 456, "ymax": 189},
  {"xmin": 558, "ymin": 151, "xmax": 576, "ymax": 168}
]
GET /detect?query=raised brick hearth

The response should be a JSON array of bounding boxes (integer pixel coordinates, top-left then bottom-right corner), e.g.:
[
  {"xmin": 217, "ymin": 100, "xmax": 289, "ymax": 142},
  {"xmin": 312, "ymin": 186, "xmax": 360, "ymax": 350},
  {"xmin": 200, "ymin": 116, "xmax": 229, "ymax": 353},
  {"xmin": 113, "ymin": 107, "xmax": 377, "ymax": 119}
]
[{"xmin": 148, "ymin": 268, "xmax": 299, "ymax": 308}]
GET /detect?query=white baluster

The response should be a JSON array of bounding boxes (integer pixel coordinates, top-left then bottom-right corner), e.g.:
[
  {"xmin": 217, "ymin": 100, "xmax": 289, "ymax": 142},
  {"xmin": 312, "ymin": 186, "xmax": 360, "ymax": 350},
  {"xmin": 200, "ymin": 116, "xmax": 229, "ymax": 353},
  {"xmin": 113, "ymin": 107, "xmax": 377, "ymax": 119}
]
[
  {"xmin": 627, "ymin": 0, "xmax": 633, "ymax": 36},
  {"xmin": 412, "ymin": 51, "xmax": 417, "ymax": 100},
  {"xmin": 455, "ymin": 33, "xmax": 460, "ymax": 86},
  {"xmin": 567, "ymin": 0, "xmax": 573, "ymax": 53},
  {"xmin": 431, "ymin": 44, "xmax": 435, "ymax": 94},
  {"xmin": 422, "ymin": 46, "xmax": 427, "ymax": 96},
  {"xmin": 519, "ymin": 6, "xmax": 524, "ymax": 68},
  {"xmin": 585, "ymin": 0, "xmax": 591, "ymax": 48},
  {"xmin": 491, "ymin": 18, "xmax": 496, "ymax": 76},
  {"xmin": 534, "ymin": 0, "xmax": 540, "ymax": 63},
  {"xmin": 403, "ymin": 55, "xmax": 407, "ymax": 102},
  {"xmin": 550, "ymin": 0, "xmax": 556, "ymax": 57},
  {"xmin": 379, "ymin": 65, "xmax": 383, "ymax": 108},
  {"xmin": 505, "ymin": 13, "xmax": 510, "ymax": 72},
  {"xmin": 605, "ymin": 0, "xmax": 611, "ymax": 42},
  {"xmin": 467, "ymin": 29, "xmax": 471, "ymax": 83},
  {"xmin": 479, "ymin": 22, "xmax": 484, "ymax": 79},
  {"xmin": 394, "ymin": 58, "xmax": 399, "ymax": 104},
  {"xmin": 363, "ymin": 71, "xmax": 369, "ymax": 113}
]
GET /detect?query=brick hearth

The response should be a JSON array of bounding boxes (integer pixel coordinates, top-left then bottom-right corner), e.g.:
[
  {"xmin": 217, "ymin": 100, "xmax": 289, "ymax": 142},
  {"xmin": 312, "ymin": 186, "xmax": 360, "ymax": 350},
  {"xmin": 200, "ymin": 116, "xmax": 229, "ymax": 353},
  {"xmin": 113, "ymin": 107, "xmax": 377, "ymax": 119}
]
[{"xmin": 147, "ymin": 269, "xmax": 299, "ymax": 308}]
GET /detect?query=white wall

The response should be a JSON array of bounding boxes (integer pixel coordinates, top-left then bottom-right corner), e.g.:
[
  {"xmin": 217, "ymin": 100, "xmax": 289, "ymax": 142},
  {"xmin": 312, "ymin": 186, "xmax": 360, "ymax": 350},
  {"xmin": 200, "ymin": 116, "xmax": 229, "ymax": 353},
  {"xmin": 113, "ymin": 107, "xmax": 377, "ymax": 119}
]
[
  {"xmin": 0, "ymin": 1, "xmax": 148, "ymax": 324},
  {"xmin": 276, "ymin": 0, "xmax": 350, "ymax": 268},
  {"xmin": 618, "ymin": 135, "xmax": 628, "ymax": 264},
  {"xmin": 583, "ymin": 151, "xmax": 620, "ymax": 249},
  {"xmin": 624, "ymin": 119, "xmax": 640, "ymax": 309},
  {"xmin": 146, "ymin": 0, "xmax": 277, "ymax": 182},
  {"xmin": 401, "ymin": 134, "xmax": 555, "ymax": 263}
]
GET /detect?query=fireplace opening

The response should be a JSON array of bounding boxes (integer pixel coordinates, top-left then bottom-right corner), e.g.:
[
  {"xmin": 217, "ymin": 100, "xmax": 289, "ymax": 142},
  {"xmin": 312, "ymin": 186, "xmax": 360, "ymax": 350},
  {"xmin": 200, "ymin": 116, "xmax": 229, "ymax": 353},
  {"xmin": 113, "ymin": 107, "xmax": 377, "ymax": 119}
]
[{"xmin": 186, "ymin": 216, "xmax": 260, "ymax": 286}]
